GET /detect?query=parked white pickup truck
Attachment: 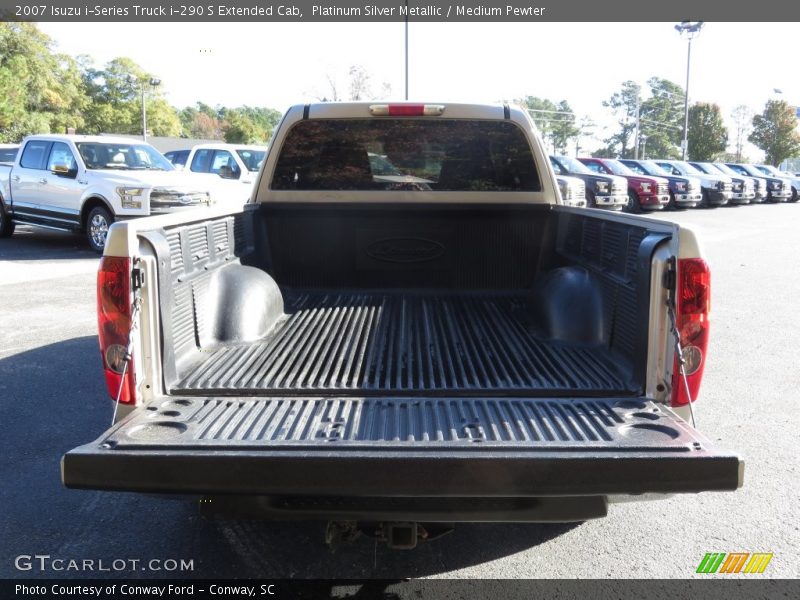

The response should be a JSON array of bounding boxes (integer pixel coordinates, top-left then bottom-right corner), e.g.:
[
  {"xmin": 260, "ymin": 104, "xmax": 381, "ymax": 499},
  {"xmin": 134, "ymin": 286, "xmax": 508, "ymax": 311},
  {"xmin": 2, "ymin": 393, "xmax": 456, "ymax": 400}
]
[
  {"xmin": 0, "ymin": 135, "xmax": 213, "ymax": 252},
  {"xmin": 64, "ymin": 103, "xmax": 742, "ymax": 547},
  {"xmin": 164, "ymin": 143, "xmax": 267, "ymax": 205}
]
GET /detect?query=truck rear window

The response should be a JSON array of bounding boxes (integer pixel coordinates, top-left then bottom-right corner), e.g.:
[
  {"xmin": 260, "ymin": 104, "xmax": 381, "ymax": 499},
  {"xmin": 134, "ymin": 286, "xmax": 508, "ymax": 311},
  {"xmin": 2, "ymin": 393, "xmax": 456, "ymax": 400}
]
[{"xmin": 271, "ymin": 119, "xmax": 540, "ymax": 192}]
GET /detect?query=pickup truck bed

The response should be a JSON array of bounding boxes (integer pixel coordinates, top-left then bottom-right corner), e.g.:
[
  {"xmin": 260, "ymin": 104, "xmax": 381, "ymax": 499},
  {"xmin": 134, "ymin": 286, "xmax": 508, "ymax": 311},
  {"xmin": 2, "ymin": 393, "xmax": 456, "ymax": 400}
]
[
  {"xmin": 64, "ymin": 202, "xmax": 742, "ymax": 507},
  {"xmin": 175, "ymin": 290, "xmax": 628, "ymax": 395}
]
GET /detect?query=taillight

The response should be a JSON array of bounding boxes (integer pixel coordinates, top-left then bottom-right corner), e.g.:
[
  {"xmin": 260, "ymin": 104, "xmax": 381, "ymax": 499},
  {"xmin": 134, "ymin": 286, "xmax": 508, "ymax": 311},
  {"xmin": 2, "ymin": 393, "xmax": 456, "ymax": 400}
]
[
  {"xmin": 369, "ymin": 104, "xmax": 445, "ymax": 116},
  {"xmin": 671, "ymin": 258, "xmax": 710, "ymax": 406},
  {"xmin": 97, "ymin": 257, "xmax": 136, "ymax": 404}
]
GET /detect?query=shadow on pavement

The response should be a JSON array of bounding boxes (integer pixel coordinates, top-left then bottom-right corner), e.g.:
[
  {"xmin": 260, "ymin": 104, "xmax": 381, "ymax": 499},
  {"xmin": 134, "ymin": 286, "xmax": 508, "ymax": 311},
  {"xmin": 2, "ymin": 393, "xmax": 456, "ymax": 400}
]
[
  {"xmin": 0, "ymin": 226, "xmax": 96, "ymax": 261},
  {"xmin": 0, "ymin": 336, "xmax": 579, "ymax": 580}
]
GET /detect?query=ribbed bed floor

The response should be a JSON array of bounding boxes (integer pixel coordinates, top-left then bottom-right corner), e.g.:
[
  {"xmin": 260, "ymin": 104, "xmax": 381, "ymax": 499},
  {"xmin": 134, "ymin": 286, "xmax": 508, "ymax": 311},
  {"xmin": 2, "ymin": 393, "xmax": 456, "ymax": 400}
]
[{"xmin": 174, "ymin": 292, "xmax": 629, "ymax": 395}]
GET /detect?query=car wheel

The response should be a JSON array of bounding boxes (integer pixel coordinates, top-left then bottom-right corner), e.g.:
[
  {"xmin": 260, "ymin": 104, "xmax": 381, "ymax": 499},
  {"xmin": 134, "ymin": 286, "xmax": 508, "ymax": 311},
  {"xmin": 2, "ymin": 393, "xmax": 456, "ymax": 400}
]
[
  {"xmin": 625, "ymin": 191, "xmax": 642, "ymax": 214},
  {"xmin": 0, "ymin": 203, "xmax": 15, "ymax": 238},
  {"xmin": 699, "ymin": 190, "xmax": 711, "ymax": 209},
  {"xmin": 86, "ymin": 206, "xmax": 113, "ymax": 253},
  {"xmin": 585, "ymin": 190, "xmax": 597, "ymax": 209},
  {"xmin": 790, "ymin": 187, "xmax": 799, "ymax": 203}
]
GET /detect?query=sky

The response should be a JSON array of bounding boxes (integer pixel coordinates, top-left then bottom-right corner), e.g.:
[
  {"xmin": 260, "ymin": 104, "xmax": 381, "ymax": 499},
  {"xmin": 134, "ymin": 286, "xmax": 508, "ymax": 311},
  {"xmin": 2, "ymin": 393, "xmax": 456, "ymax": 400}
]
[{"xmin": 37, "ymin": 21, "xmax": 799, "ymax": 158}]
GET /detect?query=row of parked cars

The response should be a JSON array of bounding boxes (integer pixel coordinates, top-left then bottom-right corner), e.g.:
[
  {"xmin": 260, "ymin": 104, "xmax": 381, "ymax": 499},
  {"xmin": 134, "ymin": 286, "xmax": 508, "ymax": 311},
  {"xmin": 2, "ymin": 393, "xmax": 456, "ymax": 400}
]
[
  {"xmin": 1, "ymin": 131, "xmax": 796, "ymax": 252},
  {"xmin": 552, "ymin": 155, "xmax": 800, "ymax": 211}
]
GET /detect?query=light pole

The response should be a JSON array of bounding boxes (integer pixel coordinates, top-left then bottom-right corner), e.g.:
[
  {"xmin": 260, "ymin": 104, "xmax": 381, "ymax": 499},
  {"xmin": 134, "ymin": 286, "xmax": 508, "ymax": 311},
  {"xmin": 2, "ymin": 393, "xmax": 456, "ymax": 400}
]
[
  {"xmin": 404, "ymin": 1, "xmax": 409, "ymax": 100},
  {"xmin": 633, "ymin": 83, "xmax": 641, "ymax": 159},
  {"xmin": 675, "ymin": 21, "xmax": 704, "ymax": 160},
  {"xmin": 141, "ymin": 77, "xmax": 161, "ymax": 142}
]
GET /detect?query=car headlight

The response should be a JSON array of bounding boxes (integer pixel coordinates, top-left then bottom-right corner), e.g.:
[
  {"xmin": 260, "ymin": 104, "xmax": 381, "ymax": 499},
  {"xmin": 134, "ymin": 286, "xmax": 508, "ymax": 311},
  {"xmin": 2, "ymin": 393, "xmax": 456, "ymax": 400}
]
[
  {"xmin": 640, "ymin": 182, "xmax": 651, "ymax": 193},
  {"xmin": 595, "ymin": 181, "xmax": 609, "ymax": 194},
  {"xmin": 116, "ymin": 187, "xmax": 144, "ymax": 209}
]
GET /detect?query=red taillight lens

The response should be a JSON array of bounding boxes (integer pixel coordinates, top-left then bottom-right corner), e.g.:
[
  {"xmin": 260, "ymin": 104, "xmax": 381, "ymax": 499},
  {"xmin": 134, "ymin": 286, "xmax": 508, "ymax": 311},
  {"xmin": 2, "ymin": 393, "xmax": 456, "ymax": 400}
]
[
  {"xmin": 97, "ymin": 257, "xmax": 136, "ymax": 404},
  {"xmin": 671, "ymin": 258, "xmax": 710, "ymax": 406}
]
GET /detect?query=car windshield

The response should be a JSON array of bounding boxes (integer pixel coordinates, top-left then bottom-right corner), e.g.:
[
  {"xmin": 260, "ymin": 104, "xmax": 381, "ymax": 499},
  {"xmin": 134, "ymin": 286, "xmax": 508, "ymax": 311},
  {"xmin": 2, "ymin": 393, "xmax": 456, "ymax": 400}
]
[
  {"xmin": 689, "ymin": 162, "xmax": 715, "ymax": 175},
  {"xmin": 672, "ymin": 161, "xmax": 702, "ymax": 175},
  {"xmin": 639, "ymin": 160, "xmax": 671, "ymax": 176},
  {"xmin": 735, "ymin": 164, "xmax": 763, "ymax": 177},
  {"xmin": 554, "ymin": 155, "xmax": 592, "ymax": 174},
  {"xmin": 713, "ymin": 163, "xmax": 739, "ymax": 176},
  {"xmin": 756, "ymin": 165, "xmax": 780, "ymax": 176},
  {"xmin": 603, "ymin": 159, "xmax": 635, "ymax": 176},
  {"xmin": 236, "ymin": 149, "xmax": 266, "ymax": 172},
  {"xmin": 76, "ymin": 142, "xmax": 173, "ymax": 171}
]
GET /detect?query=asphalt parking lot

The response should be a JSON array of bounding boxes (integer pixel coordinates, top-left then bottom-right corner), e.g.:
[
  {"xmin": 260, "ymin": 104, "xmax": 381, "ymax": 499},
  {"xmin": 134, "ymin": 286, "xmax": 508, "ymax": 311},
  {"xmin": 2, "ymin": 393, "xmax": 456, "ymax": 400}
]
[{"xmin": 1, "ymin": 204, "xmax": 798, "ymax": 580}]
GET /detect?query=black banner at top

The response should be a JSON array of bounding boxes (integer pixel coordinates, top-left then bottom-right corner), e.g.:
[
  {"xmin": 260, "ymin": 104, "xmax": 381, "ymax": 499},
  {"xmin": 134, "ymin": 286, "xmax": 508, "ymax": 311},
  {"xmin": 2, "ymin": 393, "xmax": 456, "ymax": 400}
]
[{"xmin": 1, "ymin": 0, "xmax": 799, "ymax": 22}]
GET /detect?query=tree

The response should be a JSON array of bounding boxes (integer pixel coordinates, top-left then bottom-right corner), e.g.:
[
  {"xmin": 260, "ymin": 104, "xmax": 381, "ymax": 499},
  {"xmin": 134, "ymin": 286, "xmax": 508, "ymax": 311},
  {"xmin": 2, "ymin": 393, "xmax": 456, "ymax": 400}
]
[
  {"xmin": 600, "ymin": 81, "xmax": 639, "ymax": 158},
  {"xmin": 600, "ymin": 78, "xmax": 684, "ymax": 159},
  {"xmin": 515, "ymin": 96, "xmax": 578, "ymax": 154},
  {"xmin": 219, "ymin": 107, "xmax": 281, "ymax": 143},
  {"xmin": 550, "ymin": 100, "xmax": 580, "ymax": 155},
  {"xmin": 0, "ymin": 23, "xmax": 87, "ymax": 141},
  {"xmin": 687, "ymin": 102, "xmax": 728, "ymax": 161},
  {"xmin": 222, "ymin": 111, "xmax": 260, "ymax": 143},
  {"xmin": 749, "ymin": 100, "xmax": 800, "ymax": 166},
  {"xmin": 574, "ymin": 116, "xmax": 595, "ymax": 156},
  {"xmin": 81, "ymin": 57, "xmax": 180, "ymax": 136},
  {"xmin": 638, "ymin": 77, "xmax": 684, "ymax": 159},
  {"xmin": 731, "ymin": 105, "xmax": 753, "ymax": 162}
]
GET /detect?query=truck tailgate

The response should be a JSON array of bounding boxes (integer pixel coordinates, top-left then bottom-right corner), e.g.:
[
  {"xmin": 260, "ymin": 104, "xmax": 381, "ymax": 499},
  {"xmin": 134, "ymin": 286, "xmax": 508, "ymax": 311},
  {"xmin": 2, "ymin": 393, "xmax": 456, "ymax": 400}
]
[{"xmin": 63, "ymin": 396, "xmax": 742, "ymax": 496}]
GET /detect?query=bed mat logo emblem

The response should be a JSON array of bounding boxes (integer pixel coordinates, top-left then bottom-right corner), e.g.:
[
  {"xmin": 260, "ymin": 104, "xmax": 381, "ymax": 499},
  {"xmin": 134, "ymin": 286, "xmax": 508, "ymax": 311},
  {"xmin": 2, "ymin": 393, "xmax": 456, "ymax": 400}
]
[{"xmin": 365, "ymin": 238, "xmax": 445, "ymax": 263}]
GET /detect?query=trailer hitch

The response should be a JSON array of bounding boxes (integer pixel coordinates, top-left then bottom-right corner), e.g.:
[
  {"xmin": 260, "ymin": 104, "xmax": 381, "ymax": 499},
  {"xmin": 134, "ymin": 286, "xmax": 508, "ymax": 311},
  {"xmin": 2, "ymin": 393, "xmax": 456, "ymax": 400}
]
[{"xmin": 325, "ymin": 521, "xmax": 453, "ymax": 551}]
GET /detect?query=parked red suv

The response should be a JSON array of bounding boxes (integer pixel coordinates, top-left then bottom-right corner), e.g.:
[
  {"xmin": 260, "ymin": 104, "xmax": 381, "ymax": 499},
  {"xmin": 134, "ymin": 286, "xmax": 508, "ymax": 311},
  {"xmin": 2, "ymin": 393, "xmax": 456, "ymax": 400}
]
[{"xmin": 578, "ymin": 157, "xmax": 670, "ymax": 213}]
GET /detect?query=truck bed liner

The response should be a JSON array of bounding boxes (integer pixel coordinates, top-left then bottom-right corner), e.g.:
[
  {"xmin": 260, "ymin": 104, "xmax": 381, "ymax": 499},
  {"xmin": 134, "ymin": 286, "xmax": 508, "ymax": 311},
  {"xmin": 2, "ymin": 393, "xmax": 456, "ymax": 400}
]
[{"xmin": 175, "ymin": 291, "xmax": 631, "ymax": 396}]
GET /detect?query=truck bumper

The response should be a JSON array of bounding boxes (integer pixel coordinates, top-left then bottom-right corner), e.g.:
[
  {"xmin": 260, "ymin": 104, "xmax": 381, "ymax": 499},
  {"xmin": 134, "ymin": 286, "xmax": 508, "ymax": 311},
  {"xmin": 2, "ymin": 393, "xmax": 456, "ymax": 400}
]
[
  {"xmin": 730, "ymin": 192, "xmax": 756, "ymax": 204},
  {"xmin": 707, "ymin": 190, "xmax": 731, "ymax": 205},
  {"xmin": 595, "ymin": 193, "xmax": 628, "ymax": 209},
  {"xmin": 640, "ymin": 194, "xmax": 670, "ymax": 210},
  {"xmin": 768, "ymin": 190, "xmax": 792, "ymax": 202},
  {"xmin": 63, "ymin": 396, "xmax": 743, "ymax": 514},
  {"xmin": 674, "ymin": 192, "xmax": 702, "ymax": 206}
]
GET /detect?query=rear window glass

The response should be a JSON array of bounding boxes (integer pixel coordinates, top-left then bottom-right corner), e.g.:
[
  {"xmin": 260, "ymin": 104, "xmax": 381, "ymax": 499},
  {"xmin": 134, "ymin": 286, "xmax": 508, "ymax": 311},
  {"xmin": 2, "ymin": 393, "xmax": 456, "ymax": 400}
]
[{"xmin": 271, "ymin": 119, "xmax": 540, "ymax": 192}]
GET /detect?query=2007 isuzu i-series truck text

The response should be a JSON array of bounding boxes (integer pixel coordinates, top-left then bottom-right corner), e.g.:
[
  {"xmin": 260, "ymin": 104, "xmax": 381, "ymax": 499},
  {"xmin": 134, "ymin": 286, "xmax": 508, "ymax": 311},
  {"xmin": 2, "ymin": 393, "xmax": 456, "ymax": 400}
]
[{"xmin": 62, "ymin": 102, "xmax": 742, "ymax": 548}]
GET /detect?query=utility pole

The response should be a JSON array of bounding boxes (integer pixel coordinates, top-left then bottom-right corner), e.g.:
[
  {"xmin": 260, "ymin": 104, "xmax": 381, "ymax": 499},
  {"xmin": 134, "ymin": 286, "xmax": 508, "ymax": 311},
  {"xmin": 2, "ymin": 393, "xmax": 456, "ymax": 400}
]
[
  {"xmin": 140, "ymin": 77, "xmax": 161, "ymax": 143},
  {"xmin": 404, "ymin": 1, "xmax": 409, "ymax": 100},
  {"xmin": 633, "ymin": 88, "xmax": 641, "ymax": 159},
  {"xmin": 675, "ymin": 21, "xmax": 704, "ymax": 160}
]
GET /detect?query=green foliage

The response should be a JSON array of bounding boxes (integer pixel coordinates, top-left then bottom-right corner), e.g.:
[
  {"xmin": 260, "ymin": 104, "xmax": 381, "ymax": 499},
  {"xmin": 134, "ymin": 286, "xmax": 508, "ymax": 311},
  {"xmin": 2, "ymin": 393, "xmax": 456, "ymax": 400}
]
[
  {"xmin": 639, "ymin": 77, "xmax": 684, "ymax": 160},
  {"xmin": 749, "ymin": 100, "xmax": 800, "ymax": 166},
  {"xmin": 515, "ymin": 96, "xmax": 579, "ymax": 154},
  {"xmin": 1, "ymin": 23, "xmax": 283, "ymax": 146},
  {"xmin": 219, "ymin": 106, "xmax": 282, "ymax": 144},
  {"xmin": 687, "ymin": 102, "xmax": 728, "ymax": 161},
  {"xmin": 601, "ymin": 78, "xmax": 684, "ymax": 159},
  {"xmin": 0, "ymin": 23, "xmax": 87, "ymax": 142},
  {"xmin": 81, "ymin": 57, "xmax": 180, "ymax": 136}
]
